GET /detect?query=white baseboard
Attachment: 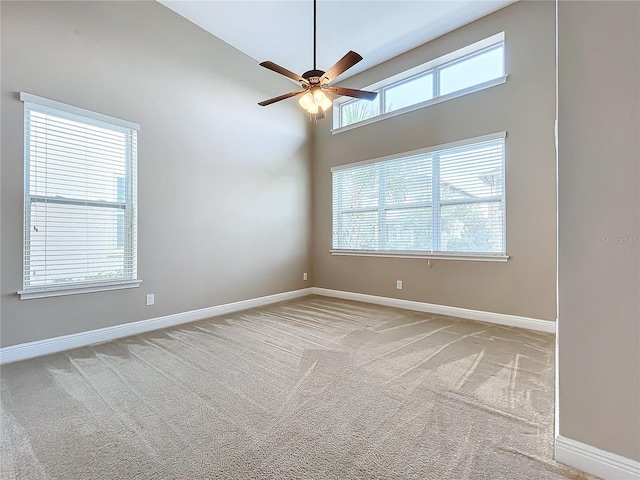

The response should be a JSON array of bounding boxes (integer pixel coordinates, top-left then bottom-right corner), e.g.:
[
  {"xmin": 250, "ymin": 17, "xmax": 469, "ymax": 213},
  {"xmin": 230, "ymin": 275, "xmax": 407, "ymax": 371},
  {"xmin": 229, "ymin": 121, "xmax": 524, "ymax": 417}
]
[
  {"xmin": 312, "ymin": 287, "xmax": 556, "ymax": 333},
  {"xmin": 555, "ymin": 435, "xmax": 640, "ymax": 480},
  {"xmin": 0, "ymin": 288, "xmax": 313, "ymax": 365},
  {"xmin": 8, "ymin": 286, "xmax": 636, "ymax": 480},
  {"xmin": 0, "ymin": 286, "xmax": 554, "ymax": 364}
]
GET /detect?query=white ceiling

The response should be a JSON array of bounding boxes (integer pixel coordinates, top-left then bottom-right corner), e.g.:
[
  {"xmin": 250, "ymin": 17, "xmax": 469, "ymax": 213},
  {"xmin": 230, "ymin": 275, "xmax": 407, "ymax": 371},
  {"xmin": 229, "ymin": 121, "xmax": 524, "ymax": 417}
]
[{"xmin": 159, "ymin": 0, "xmax": 516, "ymax": 84}]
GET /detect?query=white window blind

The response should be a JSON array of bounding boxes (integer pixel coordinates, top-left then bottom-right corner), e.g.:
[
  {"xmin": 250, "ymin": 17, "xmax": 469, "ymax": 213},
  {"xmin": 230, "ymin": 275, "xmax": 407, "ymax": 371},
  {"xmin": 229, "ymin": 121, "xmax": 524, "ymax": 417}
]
[
  {"xmin": 21, "ymin": 93, "xmax": 139, "ymax": 297},
  {"xmin": 332, "ymin": 134, "xmax": 506, "ymax": 258}
]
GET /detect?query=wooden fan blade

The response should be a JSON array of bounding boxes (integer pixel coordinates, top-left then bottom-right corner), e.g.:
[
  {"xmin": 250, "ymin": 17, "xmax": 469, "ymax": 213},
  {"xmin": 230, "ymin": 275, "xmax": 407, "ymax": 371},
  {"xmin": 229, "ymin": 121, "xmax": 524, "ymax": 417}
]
[
  {"xmin": 259, "ymin": 61, "xmax": 307, "ymax": 84},
  {"xmin": 325, "ymin": 86, "xmax": 377, "ymax": 101},
  {"xmin": 323, "ymin": 51, "xmax": 363, "ymax": 83},
  {"xmin": 258, "ymin": 90, "xmax": 307, "ymax": 106}
]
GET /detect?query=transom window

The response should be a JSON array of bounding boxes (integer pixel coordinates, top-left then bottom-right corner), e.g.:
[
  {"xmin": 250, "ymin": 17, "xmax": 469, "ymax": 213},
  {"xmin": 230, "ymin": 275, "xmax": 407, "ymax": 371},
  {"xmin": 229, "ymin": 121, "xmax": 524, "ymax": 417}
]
[
  {"xmin": 333, "ymin": 32, "xmax": 506, "ymax": 132},
  {"xmin": 331, "ymin": 133, "xmax": 507, "ymax": 260},
  {"xmin": 20, "ymin": 93, "xmax": 140, "ymax": 299}
]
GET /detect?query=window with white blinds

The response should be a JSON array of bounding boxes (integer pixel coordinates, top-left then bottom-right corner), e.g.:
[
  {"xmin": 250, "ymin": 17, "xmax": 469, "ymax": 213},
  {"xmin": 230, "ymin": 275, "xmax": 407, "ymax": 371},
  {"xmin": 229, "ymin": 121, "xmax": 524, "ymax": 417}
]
[
  {"xmin": 331, "ymin": 133, "xmax": 506, "ymax": 259},
  {"xmin": 20, "ymin": 93, "xmax": 139, "ymax": 298}
]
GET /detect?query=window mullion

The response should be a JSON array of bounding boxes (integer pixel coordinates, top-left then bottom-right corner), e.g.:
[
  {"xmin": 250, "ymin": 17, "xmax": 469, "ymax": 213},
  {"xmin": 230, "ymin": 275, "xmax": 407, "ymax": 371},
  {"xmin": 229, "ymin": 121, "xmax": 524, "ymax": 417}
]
[
  {"xmin": 432, "ymin": 153, "xmax": 441, "ymax": 252},
  {"xmin": 334, "ymin": 175, "xmax": 343, "ymax": 248},
  {"xmin": 378, "ymin": 166, "xmax": 386, "ymax": 250}
]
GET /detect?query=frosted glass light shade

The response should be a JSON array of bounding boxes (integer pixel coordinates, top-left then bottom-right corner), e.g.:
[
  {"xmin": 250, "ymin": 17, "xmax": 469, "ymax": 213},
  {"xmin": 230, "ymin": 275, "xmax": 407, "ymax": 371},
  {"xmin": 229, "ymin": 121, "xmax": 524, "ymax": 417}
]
[
  {"xmin": 299, "ymin": 92, "xmax": 313, "ymax": 109},
  {"xmin": 319, "ymin": 96, "xmax": 332, "ymax": 111}
]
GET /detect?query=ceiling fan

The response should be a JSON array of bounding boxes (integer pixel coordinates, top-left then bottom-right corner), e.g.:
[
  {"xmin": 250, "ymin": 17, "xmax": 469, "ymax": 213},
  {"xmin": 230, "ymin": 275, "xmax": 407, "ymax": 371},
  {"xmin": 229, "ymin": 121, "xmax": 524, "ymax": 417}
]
[{"xmin": 258, "ymin": 0, "xmax": 377, "ymax": 121}]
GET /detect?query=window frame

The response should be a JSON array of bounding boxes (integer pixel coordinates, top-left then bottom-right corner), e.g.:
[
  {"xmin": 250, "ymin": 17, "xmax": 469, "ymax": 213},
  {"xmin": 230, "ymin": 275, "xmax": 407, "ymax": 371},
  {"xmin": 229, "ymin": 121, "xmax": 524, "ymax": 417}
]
[
  {"xmin": 331, "ymin": 132, "xmax": 509, "ymax": 262},
  {"xmin": 332, "ymin": 32, "xmax": 507, "ymax": 134},
  {"xmin": 18, "ymin": 93, "xmax": 141, "ymax": 300}
]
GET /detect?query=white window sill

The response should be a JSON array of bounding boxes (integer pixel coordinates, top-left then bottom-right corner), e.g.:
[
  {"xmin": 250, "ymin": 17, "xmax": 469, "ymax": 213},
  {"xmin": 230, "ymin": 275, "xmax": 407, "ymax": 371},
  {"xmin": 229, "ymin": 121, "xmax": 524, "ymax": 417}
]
[
  {"xmin": 330, "ymin": 250, "xmax": 509, "ymax": 263},
  {"xmin": 18, "ymin": 280, "xmax": 142, "ymax": 300}
]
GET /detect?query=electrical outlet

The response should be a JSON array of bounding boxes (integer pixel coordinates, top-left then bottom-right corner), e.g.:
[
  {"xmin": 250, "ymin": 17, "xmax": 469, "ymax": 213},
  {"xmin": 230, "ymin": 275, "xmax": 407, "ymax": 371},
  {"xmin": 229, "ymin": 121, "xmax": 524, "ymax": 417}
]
[
  {"xmin": 303, "ymin": 272, "xmax": 308, "ymax": 281},
  {"xmin": 146, "ymin": 293, "xmax": 155, "ymax": 306},
  {"xmin": 396, "ymin": 280, "xmax": 403, "ymax": 290}
]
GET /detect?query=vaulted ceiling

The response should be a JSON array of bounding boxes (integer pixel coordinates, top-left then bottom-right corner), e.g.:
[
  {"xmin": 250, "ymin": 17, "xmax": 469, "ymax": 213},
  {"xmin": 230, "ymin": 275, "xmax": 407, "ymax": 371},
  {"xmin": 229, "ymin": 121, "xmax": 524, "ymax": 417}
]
[{"xmin": 159, "ymin": 1, "xmax": 517, "ymax": 82}]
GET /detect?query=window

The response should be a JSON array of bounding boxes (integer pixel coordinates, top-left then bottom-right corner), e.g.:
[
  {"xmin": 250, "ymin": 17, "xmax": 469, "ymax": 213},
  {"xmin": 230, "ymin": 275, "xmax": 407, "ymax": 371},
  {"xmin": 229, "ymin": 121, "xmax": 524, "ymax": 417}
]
[
  {"xmin": 333, "ymin": 33, "xmax": 506, "ymax": 132},
  {"xmin": 384, "ymin": 73, "xmax": 434, "ymax": 113},
  {"xmin": 20, "ymin": 93, "xmax": 140, "ymax": 299},
  {"xmin": 331, "ymin": 133, "xmax": 507, "ymax": 260},
  {"xmin": 439, "ymin": 45, "xmax": 504, "ymax": 96}
]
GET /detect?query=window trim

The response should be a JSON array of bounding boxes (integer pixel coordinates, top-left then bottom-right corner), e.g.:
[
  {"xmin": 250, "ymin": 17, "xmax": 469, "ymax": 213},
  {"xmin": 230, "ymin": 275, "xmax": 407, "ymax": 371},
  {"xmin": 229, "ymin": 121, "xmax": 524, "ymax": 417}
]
[
  {"xmin": 18, "ymin": 280, "xmax": 142, "ymax": 300},
  {"xmin": 330, "ymin": 132, "xmax": 508, "ymax": 262},
  {"xmin": 19, "ymin": 93, "xmax": 139, "ymax": 130},
  {"xmin": 332, "ymin": 32, "xmax": 506, "ymax": 134},
  {"xmin": 19, "ymin": 92, "xmax": 140, "ymax": 299},
  {"xmin": 330, "ymin": 251, "xmax": 509, "ymax": 263}
]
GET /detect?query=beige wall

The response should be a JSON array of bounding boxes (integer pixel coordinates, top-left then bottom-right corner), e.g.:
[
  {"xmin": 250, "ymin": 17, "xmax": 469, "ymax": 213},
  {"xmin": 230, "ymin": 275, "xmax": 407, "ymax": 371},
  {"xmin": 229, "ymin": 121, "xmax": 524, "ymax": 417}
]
[
  {"xmin": 311, "ymin": 1, "xmax": 557, "ymax": 321},
  {"xmin": 0, "ymin": 1, "xmax": 310, "ymax": 347},
  {"xmin": 2, "ymin": 0, "xmax": 639, "ymax": 468},
  {"xmin": 557, "ymin": 1, "xmax": 640, "ymax": 462}
]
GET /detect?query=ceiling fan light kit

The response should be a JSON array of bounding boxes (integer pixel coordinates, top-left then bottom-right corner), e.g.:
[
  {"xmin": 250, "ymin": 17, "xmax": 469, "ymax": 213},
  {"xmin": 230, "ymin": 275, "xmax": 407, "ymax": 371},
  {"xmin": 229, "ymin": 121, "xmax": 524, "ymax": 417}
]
[{"xmin": 258, "ymin": 0, "xmax": 377, "ymax": 122}]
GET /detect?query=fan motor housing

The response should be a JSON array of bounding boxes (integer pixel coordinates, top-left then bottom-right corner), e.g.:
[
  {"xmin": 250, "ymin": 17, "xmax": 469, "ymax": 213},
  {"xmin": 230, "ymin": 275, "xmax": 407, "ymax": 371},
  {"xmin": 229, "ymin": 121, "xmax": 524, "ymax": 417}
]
[{"xmin": 302, "ymin": 69, "xmax": 326, "ymax": 83}]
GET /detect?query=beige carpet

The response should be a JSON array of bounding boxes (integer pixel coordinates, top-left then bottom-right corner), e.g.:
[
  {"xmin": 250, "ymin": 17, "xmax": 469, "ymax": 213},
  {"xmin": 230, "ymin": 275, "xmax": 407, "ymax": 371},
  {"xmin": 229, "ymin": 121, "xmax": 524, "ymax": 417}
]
[{"xmin": 1, "ymin": 296, "xmax": 595, "ymax": 479}]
